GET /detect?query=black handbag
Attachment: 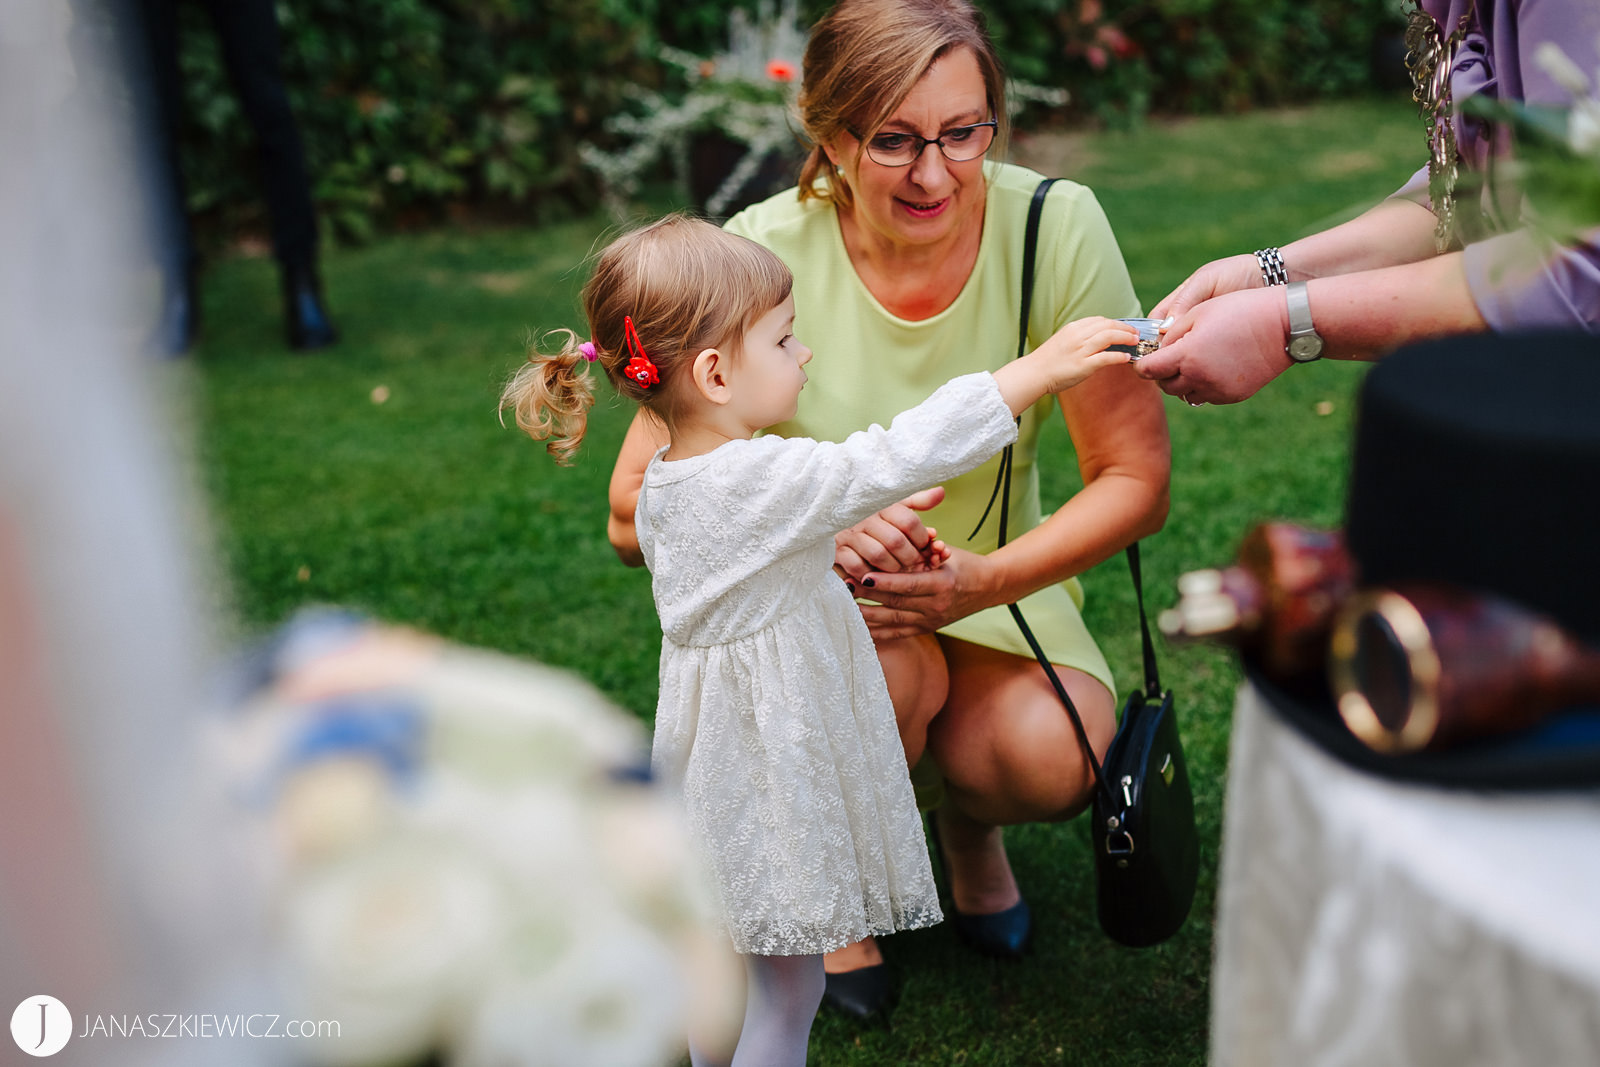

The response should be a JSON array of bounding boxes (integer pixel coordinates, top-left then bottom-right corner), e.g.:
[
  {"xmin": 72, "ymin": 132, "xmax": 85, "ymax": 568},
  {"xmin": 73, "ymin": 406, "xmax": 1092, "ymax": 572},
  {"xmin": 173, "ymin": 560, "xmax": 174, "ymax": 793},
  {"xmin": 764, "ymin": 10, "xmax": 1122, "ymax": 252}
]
[{"xmin": 973, "ymin": 177, "xmax": 1199, "ymax": 948}]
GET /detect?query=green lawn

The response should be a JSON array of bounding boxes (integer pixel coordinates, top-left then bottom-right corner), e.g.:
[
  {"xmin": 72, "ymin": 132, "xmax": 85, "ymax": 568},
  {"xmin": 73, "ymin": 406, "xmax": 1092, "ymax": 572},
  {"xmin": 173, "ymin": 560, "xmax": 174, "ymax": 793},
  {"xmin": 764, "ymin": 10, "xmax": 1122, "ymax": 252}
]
[{"xmin": 191, "ymin": 96, "xmax": 1420, "ymax": 1066}]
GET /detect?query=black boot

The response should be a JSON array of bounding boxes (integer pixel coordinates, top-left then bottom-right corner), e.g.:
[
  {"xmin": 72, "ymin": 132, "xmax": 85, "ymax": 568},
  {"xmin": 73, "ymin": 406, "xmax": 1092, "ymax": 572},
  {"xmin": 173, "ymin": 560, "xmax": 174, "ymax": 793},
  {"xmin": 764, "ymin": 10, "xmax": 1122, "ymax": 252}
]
[{"xmin": 282, "ymin": 262, "xmax": 338, "ymax": 351}]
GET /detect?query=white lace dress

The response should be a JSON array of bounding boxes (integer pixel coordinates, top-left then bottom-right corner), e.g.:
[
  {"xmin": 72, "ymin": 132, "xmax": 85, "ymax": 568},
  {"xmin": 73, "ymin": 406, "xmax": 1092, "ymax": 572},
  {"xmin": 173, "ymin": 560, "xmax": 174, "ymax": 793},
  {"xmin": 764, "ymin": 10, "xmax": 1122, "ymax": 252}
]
[{"xmin": 637, "ymin": 372, "xmax": 1018, "ymax": 956}]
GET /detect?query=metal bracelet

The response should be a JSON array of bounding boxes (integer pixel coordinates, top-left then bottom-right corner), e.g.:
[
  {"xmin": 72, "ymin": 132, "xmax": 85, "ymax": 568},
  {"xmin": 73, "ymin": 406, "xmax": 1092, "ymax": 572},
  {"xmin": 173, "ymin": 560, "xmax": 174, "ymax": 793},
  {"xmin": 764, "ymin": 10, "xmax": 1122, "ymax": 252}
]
[{"xmin": 1254, "ymin": 247, "xmax": 1288, "ymax": 287}]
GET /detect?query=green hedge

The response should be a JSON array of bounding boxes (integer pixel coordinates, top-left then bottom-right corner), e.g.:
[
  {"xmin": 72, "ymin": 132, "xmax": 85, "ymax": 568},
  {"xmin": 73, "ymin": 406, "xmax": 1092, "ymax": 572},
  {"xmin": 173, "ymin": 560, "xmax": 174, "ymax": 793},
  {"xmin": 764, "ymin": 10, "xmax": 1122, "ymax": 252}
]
[
  {"xmin": 169, "ymin": 0, "xmax": 1405, "ymax": 243},
  {"xmin": 175, "ymin": 0, "xmax": 658, "ymax": 243},
  {"xmin": 982, "ymin": 0, "xmax": 1405, "ymax": 124}
]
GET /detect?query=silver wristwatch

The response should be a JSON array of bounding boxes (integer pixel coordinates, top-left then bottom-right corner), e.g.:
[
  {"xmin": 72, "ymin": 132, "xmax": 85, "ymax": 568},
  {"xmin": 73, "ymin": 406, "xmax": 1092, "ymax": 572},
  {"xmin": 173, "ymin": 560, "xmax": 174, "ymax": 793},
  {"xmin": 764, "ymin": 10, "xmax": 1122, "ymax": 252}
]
[{"xmin": 1285, "ymin": 280, "xmax": 1324, "ymax": 363}]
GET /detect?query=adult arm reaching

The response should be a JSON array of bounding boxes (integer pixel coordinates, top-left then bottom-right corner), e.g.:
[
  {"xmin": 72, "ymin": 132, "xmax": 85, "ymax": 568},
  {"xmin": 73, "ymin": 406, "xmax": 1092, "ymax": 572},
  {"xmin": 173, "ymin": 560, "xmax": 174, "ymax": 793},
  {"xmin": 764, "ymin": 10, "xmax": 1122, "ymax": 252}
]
[
  {"xmin": 1138, "ymin": 0, "xmax": 1600, "ymax": 405},
  {"xmin": 839, "ymin": 362, "xmax": 1169, "ymax": 640},
  {"xmin": 606, "ymin": 413, "xmax": 668, "ymax": 567},
  {"xmin": 1139, "ymin": 246, "xmax": 1487, "ymax": 405}
]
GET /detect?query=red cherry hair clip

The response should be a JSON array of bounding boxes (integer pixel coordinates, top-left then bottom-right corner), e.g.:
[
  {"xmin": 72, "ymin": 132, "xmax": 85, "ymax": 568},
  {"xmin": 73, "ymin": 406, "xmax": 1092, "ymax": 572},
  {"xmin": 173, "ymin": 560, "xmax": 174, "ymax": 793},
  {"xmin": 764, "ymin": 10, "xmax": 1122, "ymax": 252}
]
[{"xmin": 622, "ymin": 316, "xmax": 659, "ymax": 388}]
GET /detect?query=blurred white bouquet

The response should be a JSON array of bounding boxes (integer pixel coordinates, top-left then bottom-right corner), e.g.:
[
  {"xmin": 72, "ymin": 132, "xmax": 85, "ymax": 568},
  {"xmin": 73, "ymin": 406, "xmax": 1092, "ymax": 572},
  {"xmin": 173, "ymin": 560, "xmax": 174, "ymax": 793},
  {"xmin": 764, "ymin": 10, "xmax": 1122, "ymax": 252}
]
[
  {"xmin": 210, "ymin": 610, "xmax": 740, "ymax": 1067},
  {"xmin": 580, "ymin": 0, "xmax": 808, "ymax": 219}
]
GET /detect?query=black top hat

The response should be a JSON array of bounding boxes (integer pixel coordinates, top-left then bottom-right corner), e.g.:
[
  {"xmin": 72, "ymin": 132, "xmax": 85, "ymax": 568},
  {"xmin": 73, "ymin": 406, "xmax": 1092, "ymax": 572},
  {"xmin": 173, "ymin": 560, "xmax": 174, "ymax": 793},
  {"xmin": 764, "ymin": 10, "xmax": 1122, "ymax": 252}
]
[
  {"xmin": 1252, "ymin": 329, "xmax": 1600, "ymax": 788},
  {"xmin": 1347, "ymin": 329, "xmax": 1600, "ymax": 643}
]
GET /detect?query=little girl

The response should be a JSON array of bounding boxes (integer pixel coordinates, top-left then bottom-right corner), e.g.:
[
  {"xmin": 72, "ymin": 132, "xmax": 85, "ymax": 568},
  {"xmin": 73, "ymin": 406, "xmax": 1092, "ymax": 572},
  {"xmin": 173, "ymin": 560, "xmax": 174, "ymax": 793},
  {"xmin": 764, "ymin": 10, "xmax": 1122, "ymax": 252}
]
[{"xmin": 501, "ymin": 215, "xmax": 1135, "ymax": 1066}]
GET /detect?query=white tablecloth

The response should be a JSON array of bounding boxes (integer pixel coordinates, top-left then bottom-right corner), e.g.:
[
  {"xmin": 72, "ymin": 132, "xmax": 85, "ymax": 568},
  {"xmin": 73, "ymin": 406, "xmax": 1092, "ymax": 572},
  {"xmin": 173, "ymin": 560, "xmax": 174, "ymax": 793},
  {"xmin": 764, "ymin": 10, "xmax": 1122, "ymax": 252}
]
[{"xmin": 1210, "ymin": 682, "xmax": 1600, "ymax": 1066}]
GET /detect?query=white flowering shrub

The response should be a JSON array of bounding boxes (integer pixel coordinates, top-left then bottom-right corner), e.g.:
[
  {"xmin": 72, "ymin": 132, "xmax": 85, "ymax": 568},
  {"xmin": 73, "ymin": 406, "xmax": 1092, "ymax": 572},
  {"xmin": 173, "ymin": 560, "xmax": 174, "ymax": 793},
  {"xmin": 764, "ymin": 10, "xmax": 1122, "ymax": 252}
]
[{"xmin": 580, "ymin": 0, "xmax": 807, "ymax": 219}]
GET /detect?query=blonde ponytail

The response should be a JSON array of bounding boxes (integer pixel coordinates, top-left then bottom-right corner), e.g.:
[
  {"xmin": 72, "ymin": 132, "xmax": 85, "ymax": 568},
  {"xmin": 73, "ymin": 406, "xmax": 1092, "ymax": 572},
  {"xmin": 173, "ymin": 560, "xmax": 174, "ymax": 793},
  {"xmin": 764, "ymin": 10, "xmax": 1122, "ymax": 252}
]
[{"xmin": 499, "ymin": 329, "xmax": 597, "ymax": 465}]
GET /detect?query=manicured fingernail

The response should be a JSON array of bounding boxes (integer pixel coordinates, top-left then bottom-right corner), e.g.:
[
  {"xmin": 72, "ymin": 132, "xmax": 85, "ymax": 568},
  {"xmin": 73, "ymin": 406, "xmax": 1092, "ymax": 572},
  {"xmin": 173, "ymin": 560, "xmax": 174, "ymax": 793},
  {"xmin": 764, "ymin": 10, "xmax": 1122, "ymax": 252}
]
[
  {"xmin": 846, "ymin": 582, "xmax": 856, "ymax": 594},
  {"xmin": 862, "ymin": 577, "xmax": 875, "ymax": 588}
]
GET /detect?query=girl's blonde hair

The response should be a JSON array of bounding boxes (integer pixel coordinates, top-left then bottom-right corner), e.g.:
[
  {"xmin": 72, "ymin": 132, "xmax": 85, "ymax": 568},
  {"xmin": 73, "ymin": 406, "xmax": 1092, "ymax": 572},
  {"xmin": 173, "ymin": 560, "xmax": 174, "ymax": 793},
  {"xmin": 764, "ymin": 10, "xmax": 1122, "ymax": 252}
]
[
  {"xmin": 797, "ymin": 0, "xmax": 1008, "ymax": 208},
  {"xmin": 500, "ymin": 215, "xmax": 793, "ymax": 463}
]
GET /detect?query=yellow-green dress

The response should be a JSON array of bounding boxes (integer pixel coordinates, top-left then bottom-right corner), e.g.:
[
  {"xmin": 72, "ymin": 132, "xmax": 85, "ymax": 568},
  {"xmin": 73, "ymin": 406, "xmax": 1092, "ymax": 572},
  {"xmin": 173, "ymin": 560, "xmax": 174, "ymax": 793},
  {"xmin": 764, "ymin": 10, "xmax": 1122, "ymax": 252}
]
[{"xmin": 724, "ymin": 161, "xmax": 1140, "ymax": 694}]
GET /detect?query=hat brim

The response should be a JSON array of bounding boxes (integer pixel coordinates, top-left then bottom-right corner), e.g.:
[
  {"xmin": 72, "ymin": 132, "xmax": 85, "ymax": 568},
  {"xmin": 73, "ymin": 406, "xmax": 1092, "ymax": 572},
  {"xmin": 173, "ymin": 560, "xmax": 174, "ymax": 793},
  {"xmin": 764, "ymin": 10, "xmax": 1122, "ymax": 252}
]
[{"xmin": 1245, "ymin": 659, "xmax": 1600, "ymax": 791}]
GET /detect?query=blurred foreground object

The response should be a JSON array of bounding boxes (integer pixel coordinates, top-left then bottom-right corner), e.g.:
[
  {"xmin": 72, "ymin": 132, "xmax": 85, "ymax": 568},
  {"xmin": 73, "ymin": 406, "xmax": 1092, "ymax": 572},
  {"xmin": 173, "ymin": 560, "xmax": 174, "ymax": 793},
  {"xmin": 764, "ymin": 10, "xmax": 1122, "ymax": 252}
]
[
  {"xmin": 1164, "ymin": 528, "xmax": 1600, "ymax": 755},
  {"xmin": 1330, "ymin": 585, "xmax": 1600, "ymax": 754},
  {"xmin": 1160, "ymin": 521, "xmax": 1352, "ymax": 680},
  {"xmin": 1168, "ymin": 331, "xmax": 1600, "ymax": 778},
  {"xmin": 214, "ymin": 610, "xmax": 741, "ymax": 1067},
  {"xmin": 1466, "ymin": 40, "xmax": 1600, "ymax": 245},
  {"xmin": 1210, "ymin": 684, "xmax": 1600, "ymax": 1066},
  {"xmin": 1208, "ymin": 330, "xmax": 1600, "ymax": 1066},
  {"xmin": 3, "ymin": 4, "xmax": 285, "ymax": 1062}
]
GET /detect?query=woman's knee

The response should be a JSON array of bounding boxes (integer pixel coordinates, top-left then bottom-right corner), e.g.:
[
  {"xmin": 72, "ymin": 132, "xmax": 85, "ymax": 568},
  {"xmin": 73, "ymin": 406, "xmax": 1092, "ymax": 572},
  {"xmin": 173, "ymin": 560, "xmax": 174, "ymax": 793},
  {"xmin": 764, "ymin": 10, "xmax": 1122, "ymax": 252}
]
[
  {"xmin": 932, "ymin": 664, "xmax": 1116, "ymax": 820},
  {"xmin": 875, "ymin": 633, "xmax": 947, "ymax": 738}
]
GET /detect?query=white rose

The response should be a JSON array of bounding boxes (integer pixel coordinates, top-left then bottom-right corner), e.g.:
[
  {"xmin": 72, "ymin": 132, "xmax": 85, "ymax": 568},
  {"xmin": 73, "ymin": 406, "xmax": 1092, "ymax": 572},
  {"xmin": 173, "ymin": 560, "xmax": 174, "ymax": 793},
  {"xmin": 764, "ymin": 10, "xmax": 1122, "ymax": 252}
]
[
  {"xmin": 454, "ymin": 917, "xmax": 688, "ymax": 1067},
  {"xmin": 281, "ymin": 834, "xmax": 508, "ymax": 1065}
]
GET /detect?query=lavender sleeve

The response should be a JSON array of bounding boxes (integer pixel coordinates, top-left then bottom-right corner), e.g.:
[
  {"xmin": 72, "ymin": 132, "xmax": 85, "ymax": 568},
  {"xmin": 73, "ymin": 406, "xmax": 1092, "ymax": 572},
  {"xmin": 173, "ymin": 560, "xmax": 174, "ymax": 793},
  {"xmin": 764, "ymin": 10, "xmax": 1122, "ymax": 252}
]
[{"xmin": 1392, "ymin": 0, "xmax": 1600, "ymax": 332}]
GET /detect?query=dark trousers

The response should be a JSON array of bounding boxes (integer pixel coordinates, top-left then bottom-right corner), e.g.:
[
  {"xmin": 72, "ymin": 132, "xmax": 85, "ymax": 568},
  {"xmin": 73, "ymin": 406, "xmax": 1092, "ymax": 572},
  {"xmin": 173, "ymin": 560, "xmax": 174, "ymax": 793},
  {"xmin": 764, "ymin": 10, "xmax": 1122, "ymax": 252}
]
[{"xmin": 119, "ymin": 0, "xmax": 319, "ymax": 282}]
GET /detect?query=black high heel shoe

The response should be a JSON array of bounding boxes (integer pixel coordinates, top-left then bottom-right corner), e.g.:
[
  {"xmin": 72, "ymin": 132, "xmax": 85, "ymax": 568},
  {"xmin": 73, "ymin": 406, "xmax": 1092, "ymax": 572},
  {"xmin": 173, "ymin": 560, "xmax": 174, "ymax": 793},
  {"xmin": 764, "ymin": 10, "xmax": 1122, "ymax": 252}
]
[
  {"xmin": 927, "ymin": 812, "xmax": 1032, "ymax": 959},
  {"xmin": 821, "ymin": 961, "xmax": 896, "ymax": 1021}
]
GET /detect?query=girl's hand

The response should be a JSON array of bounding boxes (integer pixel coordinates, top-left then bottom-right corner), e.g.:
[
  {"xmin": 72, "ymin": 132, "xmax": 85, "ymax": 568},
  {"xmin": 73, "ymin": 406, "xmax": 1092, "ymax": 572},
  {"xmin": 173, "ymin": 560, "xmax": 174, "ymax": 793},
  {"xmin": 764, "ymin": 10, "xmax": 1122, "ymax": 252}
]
[
  {"xmin": 1030, "ymin": 316, "xmax": 1139, "ymax": 395},
  {"xmin": 912, "ymin": 538, "xmax": 951, "ymax": 572},
  {"xmin": 1152, "ymin": 253, "xmax": 1264, "ymax": 322},
  {"xmin": 834, "ymin": 487, "xmax": 945, "ymax": 581}
]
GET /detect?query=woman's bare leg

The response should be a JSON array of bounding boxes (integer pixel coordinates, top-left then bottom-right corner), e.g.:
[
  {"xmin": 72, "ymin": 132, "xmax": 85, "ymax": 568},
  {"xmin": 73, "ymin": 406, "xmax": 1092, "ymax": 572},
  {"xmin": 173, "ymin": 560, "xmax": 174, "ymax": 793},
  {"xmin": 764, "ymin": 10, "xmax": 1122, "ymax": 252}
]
[{"xmin": 926, "ymin": 638, "xmax": 1115, "ymax": 913}]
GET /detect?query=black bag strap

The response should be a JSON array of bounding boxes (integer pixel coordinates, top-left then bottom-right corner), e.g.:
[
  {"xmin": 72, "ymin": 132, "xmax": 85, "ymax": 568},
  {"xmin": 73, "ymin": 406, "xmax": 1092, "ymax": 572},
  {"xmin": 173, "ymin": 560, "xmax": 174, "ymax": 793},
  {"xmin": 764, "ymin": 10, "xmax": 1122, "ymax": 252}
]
[
  {"xmin": 1127, "ymin": 542, "xmax": 1162, "ymax": 701},
  {"xmin": 968, "ymin": 177, "xmax": 1055, "ymax": 540},
  {"xmin": 969, "ymin": 177, "xmax": 1163, "ymax": 805}
]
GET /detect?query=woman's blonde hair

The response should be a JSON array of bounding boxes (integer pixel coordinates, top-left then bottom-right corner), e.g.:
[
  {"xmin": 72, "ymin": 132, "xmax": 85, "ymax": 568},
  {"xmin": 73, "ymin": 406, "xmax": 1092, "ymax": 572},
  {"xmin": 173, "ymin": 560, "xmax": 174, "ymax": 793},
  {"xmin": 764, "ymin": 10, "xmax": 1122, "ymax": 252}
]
[
  {"xmin": 500, "ymin": 215, "xmax": 793, "ymax": 464},
  {"xmin": 796, "ymin": 0, "xmax": 1009, "ymax": 206}
]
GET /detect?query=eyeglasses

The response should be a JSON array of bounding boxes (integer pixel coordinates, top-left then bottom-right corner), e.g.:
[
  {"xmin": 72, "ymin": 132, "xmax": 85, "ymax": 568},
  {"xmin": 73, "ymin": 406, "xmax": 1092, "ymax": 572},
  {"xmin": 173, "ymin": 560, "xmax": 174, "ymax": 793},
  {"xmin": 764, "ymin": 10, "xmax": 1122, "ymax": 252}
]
[{"xmin": 850, "ymin": 119, "xmax": 998, "ymax": 168}]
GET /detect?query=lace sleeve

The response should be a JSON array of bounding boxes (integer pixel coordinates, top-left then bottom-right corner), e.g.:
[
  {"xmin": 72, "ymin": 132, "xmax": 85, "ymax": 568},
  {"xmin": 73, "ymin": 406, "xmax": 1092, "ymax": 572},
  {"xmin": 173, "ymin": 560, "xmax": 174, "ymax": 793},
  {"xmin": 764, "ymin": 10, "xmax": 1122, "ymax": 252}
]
[{"xmin": 723, "ymin": 372, "xmax": 1017, "ymax": 555}]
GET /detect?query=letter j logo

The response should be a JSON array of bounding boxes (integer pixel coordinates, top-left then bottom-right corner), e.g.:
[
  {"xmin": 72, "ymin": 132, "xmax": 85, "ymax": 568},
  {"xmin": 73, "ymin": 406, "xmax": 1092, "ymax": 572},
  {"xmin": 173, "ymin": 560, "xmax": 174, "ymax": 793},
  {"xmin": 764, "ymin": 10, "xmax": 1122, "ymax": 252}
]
[{"xmin": 10, "ymin": 996, "xmax": 71, "ymax": 1057}]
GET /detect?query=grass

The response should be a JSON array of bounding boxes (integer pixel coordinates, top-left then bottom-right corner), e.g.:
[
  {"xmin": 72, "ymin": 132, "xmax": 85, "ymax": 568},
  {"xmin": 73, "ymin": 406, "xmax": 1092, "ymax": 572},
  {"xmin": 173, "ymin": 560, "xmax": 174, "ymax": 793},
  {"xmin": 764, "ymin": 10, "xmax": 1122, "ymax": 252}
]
[{"xmin": 190, "ymin": 96, "xmax": 1421, "ymax": 1065}]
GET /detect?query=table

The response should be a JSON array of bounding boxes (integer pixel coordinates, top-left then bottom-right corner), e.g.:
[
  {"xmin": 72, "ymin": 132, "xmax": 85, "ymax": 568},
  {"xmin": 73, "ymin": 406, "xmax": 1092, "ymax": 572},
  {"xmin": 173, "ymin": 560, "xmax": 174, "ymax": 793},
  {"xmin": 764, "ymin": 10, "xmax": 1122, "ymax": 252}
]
[{"xmin": 1209, "ymin": 683, "xmax": 1600, "ymax": 1066}]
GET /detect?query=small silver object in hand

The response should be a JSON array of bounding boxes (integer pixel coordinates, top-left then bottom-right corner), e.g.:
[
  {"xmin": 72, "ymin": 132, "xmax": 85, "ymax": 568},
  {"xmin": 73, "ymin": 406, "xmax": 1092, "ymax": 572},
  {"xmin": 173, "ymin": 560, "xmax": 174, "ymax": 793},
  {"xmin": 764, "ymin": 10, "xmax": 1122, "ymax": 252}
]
[{"xmin": 1114, "ymin": 317, "xmax": 1173, "ymax": 361}]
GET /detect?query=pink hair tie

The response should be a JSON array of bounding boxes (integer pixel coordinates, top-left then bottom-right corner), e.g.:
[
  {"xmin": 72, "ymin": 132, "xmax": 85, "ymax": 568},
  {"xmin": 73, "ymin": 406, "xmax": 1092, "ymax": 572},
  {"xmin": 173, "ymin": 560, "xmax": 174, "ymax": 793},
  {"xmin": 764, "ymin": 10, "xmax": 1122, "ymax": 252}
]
[{"xmin": 577, "ymin": 341, "xmax": 598, "ymax": 362}]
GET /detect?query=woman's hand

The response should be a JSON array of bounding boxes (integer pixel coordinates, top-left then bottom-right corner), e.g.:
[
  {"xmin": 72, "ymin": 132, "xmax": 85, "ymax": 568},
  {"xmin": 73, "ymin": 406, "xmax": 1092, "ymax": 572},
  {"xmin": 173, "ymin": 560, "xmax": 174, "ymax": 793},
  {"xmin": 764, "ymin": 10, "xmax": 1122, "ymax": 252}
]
[
  {"xmin": 1135, "ymin": 285, "xmax": 1293, "ymax": 405},
  {"xmin": 1151, "ymin": 253, "xmax": 1263, "ymax": 322},
  {"xmin": 853, "ymin": 546, "xmax": 995, "ymax": 641},
  {"xmin": 834, "ymin": 486, "xmax": 947, "ymax": 581}
]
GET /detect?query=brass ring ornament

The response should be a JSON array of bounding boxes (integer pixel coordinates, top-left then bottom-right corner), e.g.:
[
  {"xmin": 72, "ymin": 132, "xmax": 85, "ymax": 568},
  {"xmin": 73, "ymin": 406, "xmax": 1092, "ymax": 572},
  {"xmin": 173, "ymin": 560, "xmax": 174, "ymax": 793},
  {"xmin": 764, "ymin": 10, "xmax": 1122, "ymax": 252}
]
[{"xmin": 1329, "ymin": 589, "xmax": 1442, "ymax": 753}]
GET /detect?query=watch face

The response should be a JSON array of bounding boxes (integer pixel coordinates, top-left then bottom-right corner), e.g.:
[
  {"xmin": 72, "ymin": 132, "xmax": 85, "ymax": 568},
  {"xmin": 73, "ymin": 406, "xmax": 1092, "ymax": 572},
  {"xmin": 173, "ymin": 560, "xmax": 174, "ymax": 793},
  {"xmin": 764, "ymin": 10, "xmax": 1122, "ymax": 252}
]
[{"xmin": 1288, "ymin": 334, "xmax": 1324, "ymax": 362}]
